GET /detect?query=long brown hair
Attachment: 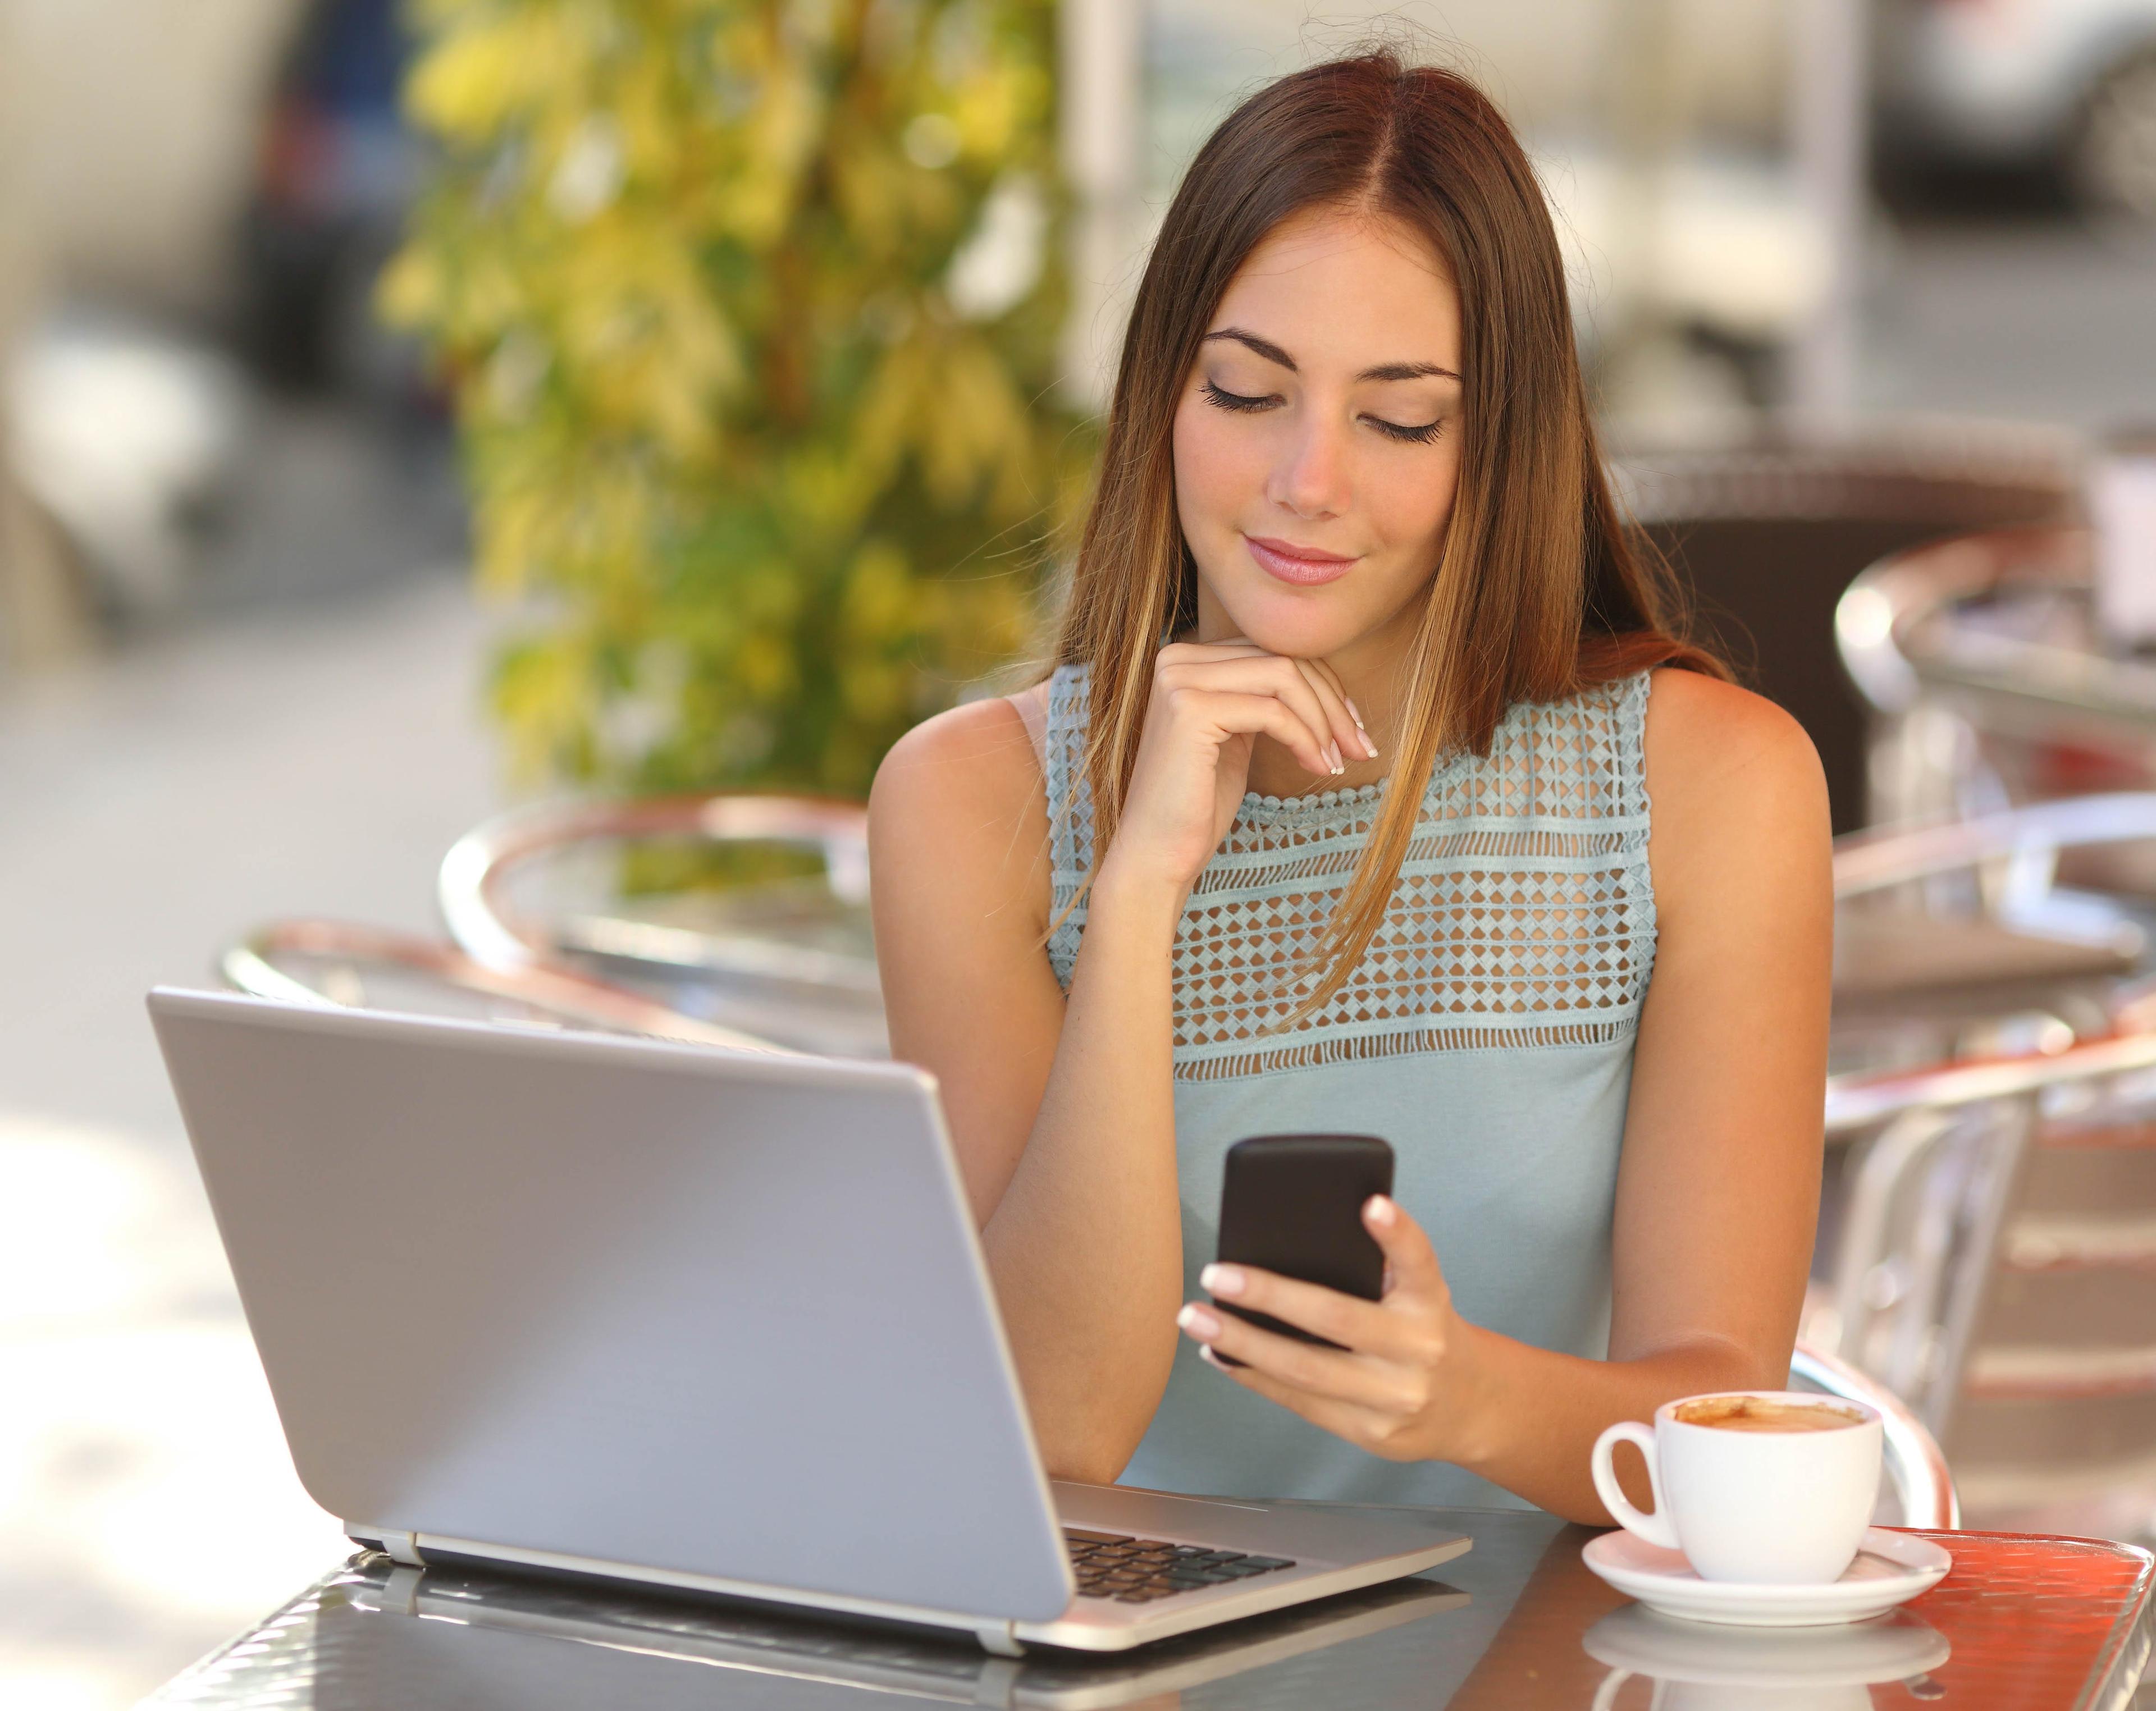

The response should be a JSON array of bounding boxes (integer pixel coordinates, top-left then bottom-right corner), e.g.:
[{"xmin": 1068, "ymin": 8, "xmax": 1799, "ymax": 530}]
[{"xmin": 1049, "ymin": 50, "xmax": 1721, "ymax": 1022}]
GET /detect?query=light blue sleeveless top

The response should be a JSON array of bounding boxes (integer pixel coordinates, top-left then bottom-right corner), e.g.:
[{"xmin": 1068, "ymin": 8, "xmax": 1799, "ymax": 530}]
[{"xmin": 1039, "ymin": 662, "xmax": 1657, "ymax": 1512}]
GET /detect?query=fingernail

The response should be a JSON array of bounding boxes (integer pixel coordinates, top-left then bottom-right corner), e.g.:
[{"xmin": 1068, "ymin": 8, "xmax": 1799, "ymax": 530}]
[
  {"xmin": 1366, "ymin": 1195, "xmax": 1396, "ymax": 1228},
  {"xmin": 1200, "ymin": 1263, "xmax": 1245, "ymax": 1297},
  {"xmin": 1328, "ymin": 742, "xmax": 1344, "ymax": 772},
  {"xmin": 1178, "ymin": 1303, "xmax": 1222, "ymax": 1339},
  {"xmin": 1360, "ymin": 730, "xmax": 1380, "ymax": 759},
  {"xmin": 1347, "ymin": 698, "xmax": 1367, "ymax": 730}
]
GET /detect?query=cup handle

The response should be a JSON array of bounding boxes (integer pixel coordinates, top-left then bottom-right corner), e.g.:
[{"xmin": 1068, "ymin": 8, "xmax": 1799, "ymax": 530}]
[
  {"xmin": 1589, "ymin": 1669, "xmax": 1636, "ymax": 1711},
  {"xmin": 1591, "ymin": 1420, "xmax": 1680, "ymax": 1550}
]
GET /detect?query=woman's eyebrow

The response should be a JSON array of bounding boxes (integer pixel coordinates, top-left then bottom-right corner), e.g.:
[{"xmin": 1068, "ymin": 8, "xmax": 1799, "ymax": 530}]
[
  {"xmin": 1199, "ymin": 328, "xmax": 1459, "ymax": 383},
  {"xmin": 1358, "ymin": 359, "xmax": 1461, "ymax": 383},
  {"xmin": 1202, "ymin": 327, "xmax": 1298, "ymax": 368}
]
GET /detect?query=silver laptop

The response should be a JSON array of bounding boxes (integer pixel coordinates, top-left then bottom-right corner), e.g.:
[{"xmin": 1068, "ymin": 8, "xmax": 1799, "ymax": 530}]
[{"xmin": 148, "ymin": 987, "xmax": 1469, "ymax": 1653}]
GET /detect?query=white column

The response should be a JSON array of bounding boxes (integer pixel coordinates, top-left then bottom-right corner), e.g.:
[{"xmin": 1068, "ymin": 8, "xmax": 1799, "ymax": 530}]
[
  {"xmin": 1058, "ymin": 0, "xmax": 1144, "ymax": 414},
  {"xmin": 1788, "ymin": 0, "xmax": 1871, "ymax": 419}
]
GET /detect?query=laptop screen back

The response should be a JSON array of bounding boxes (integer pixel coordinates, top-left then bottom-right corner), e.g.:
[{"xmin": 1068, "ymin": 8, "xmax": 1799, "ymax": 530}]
[{"xmin": 149, "ymin": 989, "xmax": 1071, "ymax": 1622}]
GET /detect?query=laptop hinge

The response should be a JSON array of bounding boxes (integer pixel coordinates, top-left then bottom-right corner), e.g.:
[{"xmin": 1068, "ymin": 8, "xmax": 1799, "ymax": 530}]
[
  {"xmin": 366, "ymin": 1528, "xmax": 425, "ymax": 1567},
  {"xmin": 972, "ymin": 1620, "xmax": 1025, "ymax": 1658}
]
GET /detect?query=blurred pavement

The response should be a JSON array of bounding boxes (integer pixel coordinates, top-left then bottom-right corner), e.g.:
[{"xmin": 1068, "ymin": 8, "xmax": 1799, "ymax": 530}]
[{"xmin": 0, "ymin": 403, "xmax": 494, "ymax": 1709}]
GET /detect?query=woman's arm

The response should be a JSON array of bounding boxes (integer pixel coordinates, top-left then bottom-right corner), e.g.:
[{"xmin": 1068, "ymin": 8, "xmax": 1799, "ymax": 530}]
[
  {"xmin": 870, "ymin": 656, "xmax": 1366, "ymax": 1483},
  {"xmin": 870, "ymin": 697, "xmax": 1182, "ymax": 1482},
  {"xmin": 1172, "ymin": 668, "xmax": 1833, "ymax": 1521}
]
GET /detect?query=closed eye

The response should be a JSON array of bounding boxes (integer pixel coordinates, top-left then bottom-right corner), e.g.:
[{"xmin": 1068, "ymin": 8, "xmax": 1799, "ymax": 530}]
[
  {"xmin": 1367, "ymin": 416, "xmax": 1444, "ymax": 445},
  {"xmin": 1203, "ymin": 380, "xmax": 1445, "ymax": 445},
  {"xmin": 1202, "ymin": 380, "xmax": 1276, "ymax": 414}
]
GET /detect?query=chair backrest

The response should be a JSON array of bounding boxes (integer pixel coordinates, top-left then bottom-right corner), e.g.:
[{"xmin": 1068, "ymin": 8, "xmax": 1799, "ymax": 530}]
[
  {"xmin": 222, "ymin": 919, "xmax": 787, "ymax": 1054},
  {"xmin": 1834, "ymin": 523, "xmax": 2156, "ymax": 827},
  {"xmin": 1615, "ymin": 426, "xmax": 2075, "ymax": 834},
  {"xmin": 438, "ymin": 794, "xmax": 883, "ymax": 1058}
]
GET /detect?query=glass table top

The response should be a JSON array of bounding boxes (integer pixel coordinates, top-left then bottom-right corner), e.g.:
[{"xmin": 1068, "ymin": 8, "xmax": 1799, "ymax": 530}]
[{"xmin": 140, "ymin": 1511, "xmax": 2153, "ymax": 1711}]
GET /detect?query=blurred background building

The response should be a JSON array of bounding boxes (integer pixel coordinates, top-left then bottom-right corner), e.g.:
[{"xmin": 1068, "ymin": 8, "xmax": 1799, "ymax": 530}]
[{"xmin": 4, "ymin": 0, "xmax": 2156, "ymax": 1705}]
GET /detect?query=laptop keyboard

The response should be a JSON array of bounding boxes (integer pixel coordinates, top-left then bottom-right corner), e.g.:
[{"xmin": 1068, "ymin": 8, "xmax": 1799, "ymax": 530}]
[{"xmin": 1064, "ymin": 1528, "xmax": 1297, "ymax": 1604}]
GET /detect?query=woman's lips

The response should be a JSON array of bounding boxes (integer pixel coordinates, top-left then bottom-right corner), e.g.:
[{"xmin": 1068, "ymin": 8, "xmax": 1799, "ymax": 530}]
[{"xmin": 1245, "ymin": 534, "xmax": 1358, "ymax": 586}]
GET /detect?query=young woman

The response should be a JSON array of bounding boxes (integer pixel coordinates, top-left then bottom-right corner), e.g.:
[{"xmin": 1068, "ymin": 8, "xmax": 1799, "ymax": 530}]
[{"xmin": 869, "ymin": 52, "xmax": 1831, "ymax": 1524}]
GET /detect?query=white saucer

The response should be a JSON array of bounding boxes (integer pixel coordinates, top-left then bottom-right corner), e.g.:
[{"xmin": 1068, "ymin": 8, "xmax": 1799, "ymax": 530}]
[{"xmin": 1580, "ymin": 1529, "xmax": 1952, "ymax": 1627}]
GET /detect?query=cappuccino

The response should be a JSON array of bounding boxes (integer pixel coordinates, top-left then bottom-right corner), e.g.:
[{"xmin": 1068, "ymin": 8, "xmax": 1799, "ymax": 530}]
[
  {"xmin": 1592, "ymin": 1390, "xmax": 1886, "ymax": 1582},
  {"xmin": 1672, "ymin": 1395, "xmax": 1864, "ymax": 1434}
]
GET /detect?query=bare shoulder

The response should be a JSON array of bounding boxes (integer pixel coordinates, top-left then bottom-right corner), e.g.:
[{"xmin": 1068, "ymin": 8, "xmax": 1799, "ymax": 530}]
[
  {"xmin": 869, "ymin": 692, "xmax": 1051, "ymax": 922},
  {"xmin": 1643, "ymin": 667, "xmax": 1825, "ymax": 818},
  {"xmin": 1642, "ymin": 668, "xmax": 1830, "ymax": 908},
  {"xmin": 872, "ymin": 693, "xmax": 1044, "ymax": 824}
]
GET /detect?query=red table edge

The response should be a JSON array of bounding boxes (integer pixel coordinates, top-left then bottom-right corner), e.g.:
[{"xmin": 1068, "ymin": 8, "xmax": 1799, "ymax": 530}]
[{"xmin": 1896, "ymin": 1527, "xmax": 2156, "ymax": 1710}]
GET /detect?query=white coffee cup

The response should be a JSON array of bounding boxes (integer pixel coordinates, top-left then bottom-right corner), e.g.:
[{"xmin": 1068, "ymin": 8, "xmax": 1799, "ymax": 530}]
[{"xmin": 1590, "ymin": 1390, "xmax": 1884, "ymax": 1584}]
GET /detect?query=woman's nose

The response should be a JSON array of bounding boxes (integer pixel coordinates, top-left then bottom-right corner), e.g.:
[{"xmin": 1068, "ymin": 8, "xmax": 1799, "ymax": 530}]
[{"xmin": 1266, "ymin": 413, "xmax": 1350, "ymax": 519}]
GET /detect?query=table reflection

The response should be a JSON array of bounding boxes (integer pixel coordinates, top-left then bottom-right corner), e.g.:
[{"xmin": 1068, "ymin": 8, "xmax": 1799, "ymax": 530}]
[
  {"xmin": 224, "ymin": 1553, "xmax": 1479, "ymax": 1710},
  {"xmin": 1584, "ymin": 1607, "xmax": 1949, "ymax": 1709},
  {"xmin": 145, "ymin": 1514, "xmax": 2149, "ymax": 1709}
]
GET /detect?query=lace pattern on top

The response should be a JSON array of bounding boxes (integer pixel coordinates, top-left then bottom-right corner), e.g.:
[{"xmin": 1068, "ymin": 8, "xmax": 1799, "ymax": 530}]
[{"xmin": 1044, "ymin": 664, "xmax": 1656, "ymax": 1082}]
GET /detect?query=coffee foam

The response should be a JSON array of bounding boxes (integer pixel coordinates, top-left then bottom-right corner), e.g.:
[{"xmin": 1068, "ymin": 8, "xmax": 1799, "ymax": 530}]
[{"xmin": 1671, "ymin": 1395, "xmax": 1865, "ymax": 1434}]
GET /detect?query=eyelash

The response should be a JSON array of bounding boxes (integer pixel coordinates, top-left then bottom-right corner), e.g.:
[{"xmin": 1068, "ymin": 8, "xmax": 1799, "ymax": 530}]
[
  {"xmin": 1200, "ymin": 381, "xmax": 1444, "ymax": 445},
  {"xmin": 1200, "ymin": 380, "xmax": 1272, "ymax": 414}
]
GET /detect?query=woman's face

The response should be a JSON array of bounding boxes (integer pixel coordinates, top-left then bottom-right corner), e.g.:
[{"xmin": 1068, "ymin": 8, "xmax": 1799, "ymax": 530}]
[{"xmin": 1172, "ymin": 204, "xmax": 1464, "ymax": 663}]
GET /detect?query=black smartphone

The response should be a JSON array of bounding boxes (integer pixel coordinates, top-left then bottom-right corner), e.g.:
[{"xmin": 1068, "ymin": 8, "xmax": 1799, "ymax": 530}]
[{"xmin": 1211, "ymin": 1133, "xmax": 1395, "ymax": 1360}]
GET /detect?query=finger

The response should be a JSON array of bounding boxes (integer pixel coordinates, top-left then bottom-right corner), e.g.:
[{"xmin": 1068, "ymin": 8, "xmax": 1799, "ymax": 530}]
[
  {"xmin": 1197, "ymin": 1345, "xmax": 1394, "ymax": 1442},
  {"xmin": 1200, "ymin": 1261, "xmax": 1412, "ymax": 1361},
  {"xmin": 1364, "ymin": 1195, "xmax": 1449, "ymax": 1307},
  {"xmin": 1164, "ymin": 687, "xmax": 1338, "ymax": 779},
  {"xmin": 1290, "ymin": 658, "xmax": 1376, "ymax": 765},
  {"xmin": 1159, "ymin": 657, "xmax": 1346, "ymax": 776},
  {"xmin": 1301, "ymin": 656, "xmax": 1377, "ymax": 756},
  {"xmin": 1178, "ymin": 1300, "xmax": 1401, "ymax": 1408}
]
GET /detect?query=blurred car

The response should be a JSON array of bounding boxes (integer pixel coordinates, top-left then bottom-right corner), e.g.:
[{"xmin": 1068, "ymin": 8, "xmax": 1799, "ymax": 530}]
[
  {"xmin": 239, "ymin": 0, "xmax": 423, "ymax": 403},
  {"xmin": 1876, "ymin": 0, "xmax": 2156, "ymax": 214}
]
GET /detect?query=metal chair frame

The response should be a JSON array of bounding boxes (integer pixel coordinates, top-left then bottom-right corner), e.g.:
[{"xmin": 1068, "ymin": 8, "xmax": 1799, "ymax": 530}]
[
  {"xmin": 1831, "ymin": 524, "xmax": 2156, "ymax": 830},
  {"xmin": 438, "ymin": 794, "xmax": 871, "ymax": 987},
  {"xmin": 1822, "ymin": 803, "xmax": 2156, "ymax": 1489},
  {"xmin": 222, "ymin": 919, "xmax": 785, "ymax": 1054}
]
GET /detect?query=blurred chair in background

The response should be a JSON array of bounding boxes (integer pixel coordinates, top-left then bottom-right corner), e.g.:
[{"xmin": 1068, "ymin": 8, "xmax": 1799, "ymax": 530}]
[
  {"xmin": 1614, "ymin": 422, "xmax": 2079, "ymax": 834},
  {"xmin": 1822, "ymin": 794, "xmax": 2156, "ymax": 1542},
  {"xmin": 434, "ymin": 795, "xmax": 882, "ymax": 1059},
  {"xmin": 221, "ymin": 917, "xmax": 781, "ymax": 1054},
  {"xmin": 1831, "ymin": 790, "xmax": 2156, "ymax": 1074},
  {"xmin": 1839, "ymin": 522, "xmax": 2156, "ymax": 838}
]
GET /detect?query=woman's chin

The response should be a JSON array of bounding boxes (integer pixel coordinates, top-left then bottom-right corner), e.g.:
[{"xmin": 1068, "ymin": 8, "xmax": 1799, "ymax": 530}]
[{"xmin": 1211, "ymin": 592, "xmax": 1372, "ymax": 661}]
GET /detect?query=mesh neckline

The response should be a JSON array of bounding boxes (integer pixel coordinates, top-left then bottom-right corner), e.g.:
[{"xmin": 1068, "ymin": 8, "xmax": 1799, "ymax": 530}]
[
  {"xmin": 1042, "ymin": 662, "xmax": 1657, "ymax": 1079},
  {"xmin": 1237, "ymin": 748, "xmax": 1474, "ymax": 824}
]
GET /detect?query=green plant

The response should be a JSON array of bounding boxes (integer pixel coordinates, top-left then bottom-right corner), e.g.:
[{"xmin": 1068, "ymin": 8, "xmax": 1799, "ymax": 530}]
[{"xmin": 385, "ymin": 0, "xmax": 1086, "ymax": 798}]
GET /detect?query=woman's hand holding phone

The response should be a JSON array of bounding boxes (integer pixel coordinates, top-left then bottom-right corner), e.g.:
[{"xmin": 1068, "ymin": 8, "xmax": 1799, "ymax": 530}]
[
  {"xmin": 1176, "ymin": 1196, "xmax": 1491, "ymax": 1467},
  {"xmin": 1095, "ymin": 640, "xmax": 1376, "ymax": 904}
]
